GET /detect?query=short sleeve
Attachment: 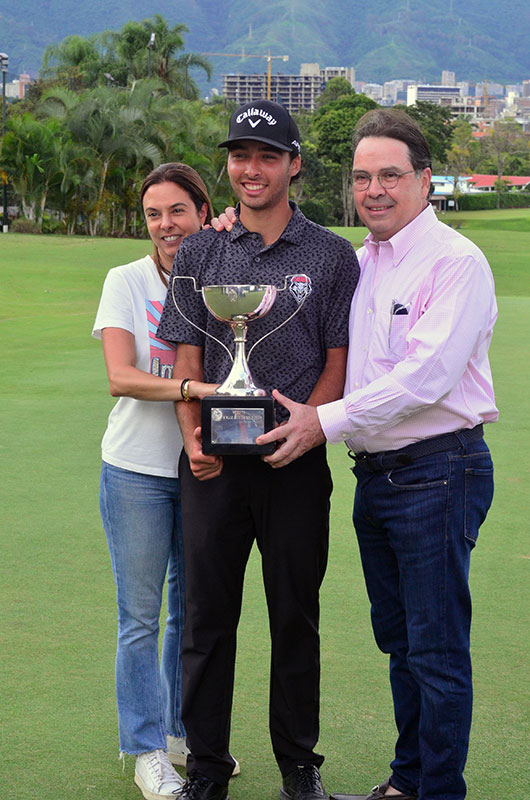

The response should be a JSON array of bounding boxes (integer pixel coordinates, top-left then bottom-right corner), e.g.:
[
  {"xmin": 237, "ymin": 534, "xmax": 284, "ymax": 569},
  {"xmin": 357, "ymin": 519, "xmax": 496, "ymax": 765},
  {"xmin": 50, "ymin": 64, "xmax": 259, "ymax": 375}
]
[
  {"xmin": 92, "ymin": 268, "xmax": 134, "ymax": 340},
  {"xmin": 157, "ymin": 243, "xmax": 208, "ymax": 345},
  {"xmin": 324, "ymin": 241, "xmax": 359, "ymax": 349}
]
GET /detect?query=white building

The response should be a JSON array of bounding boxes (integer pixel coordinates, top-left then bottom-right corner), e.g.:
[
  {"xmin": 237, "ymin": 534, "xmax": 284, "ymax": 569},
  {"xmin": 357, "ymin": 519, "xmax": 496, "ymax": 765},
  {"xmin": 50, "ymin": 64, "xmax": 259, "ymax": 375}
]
[
  {"xmin": 362, "ymin": 83, "xmax": 383, "ymax": 101},
  {"xmin": 407, "ymin": 84, "xmax": 462, "ymax": 105},
  {"xmin": 5, "ymin": 73, "xmax": 31, "ymax": 99}
]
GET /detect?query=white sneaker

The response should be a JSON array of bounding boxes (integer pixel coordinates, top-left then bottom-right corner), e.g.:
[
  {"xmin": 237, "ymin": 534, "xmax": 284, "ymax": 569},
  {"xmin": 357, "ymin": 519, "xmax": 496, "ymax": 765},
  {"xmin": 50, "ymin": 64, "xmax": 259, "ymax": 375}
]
[
  {"xmin": 166, "ymin": 735, "xmax": 241, "ymax": 776},
  {"xmin": 134, "ymin": 749, "xmax": 185, "ymax": 799}
]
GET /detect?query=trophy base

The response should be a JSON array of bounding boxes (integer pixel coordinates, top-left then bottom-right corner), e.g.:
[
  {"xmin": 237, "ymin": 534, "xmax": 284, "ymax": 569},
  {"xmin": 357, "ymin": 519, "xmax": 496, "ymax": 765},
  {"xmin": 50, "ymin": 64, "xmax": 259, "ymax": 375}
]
[{"xmin": 201, "ymin": 395, "xmax": 275, "ymax": 455}]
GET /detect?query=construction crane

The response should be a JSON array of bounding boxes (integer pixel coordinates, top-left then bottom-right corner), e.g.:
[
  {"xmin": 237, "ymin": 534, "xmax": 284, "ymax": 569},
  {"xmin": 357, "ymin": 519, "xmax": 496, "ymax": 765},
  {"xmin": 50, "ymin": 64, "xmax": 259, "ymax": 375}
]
[{"xmin": 201, "ymin": 51, "xmax": 289, "ymax": 100}]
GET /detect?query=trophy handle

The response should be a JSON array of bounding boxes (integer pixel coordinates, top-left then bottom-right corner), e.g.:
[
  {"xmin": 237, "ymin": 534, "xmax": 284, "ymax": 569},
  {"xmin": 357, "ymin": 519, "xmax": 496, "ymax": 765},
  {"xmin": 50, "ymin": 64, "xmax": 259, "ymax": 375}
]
[
  {"xmin": 247, "ymin": 274, "xmax": 310, "ymax": 361},
  {"xmin": 171, "ymin": 277, "xmax": 234, "ymax": 363}
]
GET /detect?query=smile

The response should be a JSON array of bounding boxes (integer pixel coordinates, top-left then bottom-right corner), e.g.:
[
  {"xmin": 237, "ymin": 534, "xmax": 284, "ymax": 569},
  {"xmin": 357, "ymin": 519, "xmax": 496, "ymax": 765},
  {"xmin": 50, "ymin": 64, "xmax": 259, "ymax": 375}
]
[
  {"xmin": 243, "ymin": 183, "xmax": 266, "ymax": 192},
  {"xmin": 162, "ymin": 235, "xmax": 181, "ymax": 242}
]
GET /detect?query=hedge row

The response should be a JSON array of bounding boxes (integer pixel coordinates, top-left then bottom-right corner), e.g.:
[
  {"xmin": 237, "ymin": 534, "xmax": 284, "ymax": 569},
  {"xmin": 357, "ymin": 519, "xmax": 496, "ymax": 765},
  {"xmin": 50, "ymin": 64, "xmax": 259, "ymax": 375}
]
[{"xmin": 456, "ymin": 192, "xmax": 530, "ymax": 210}]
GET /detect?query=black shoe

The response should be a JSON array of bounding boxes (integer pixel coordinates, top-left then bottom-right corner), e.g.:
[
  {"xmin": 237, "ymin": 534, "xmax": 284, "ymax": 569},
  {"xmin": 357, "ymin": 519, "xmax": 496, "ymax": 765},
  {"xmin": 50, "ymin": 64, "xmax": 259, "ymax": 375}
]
[
  {"xmin": 330, "ymin": 778, "xmax": 418, "ymax": 800},
  {"xmin": 281, "ymin": 765, "xmax": 328, "ymax": 800},
  {"xmin": 179, "ymin": 770, "xmax": 229, "ymax": 800}
]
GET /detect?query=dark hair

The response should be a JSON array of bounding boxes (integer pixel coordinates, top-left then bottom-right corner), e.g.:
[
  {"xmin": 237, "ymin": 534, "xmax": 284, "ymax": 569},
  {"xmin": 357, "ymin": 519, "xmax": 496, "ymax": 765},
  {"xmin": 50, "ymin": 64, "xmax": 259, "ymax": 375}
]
[
  {"xmin": 140, "ymin": 163, "xmax": 214, "ymax": 284},
  {"xmin": 353, "ymin": 108, "xmax": 432, "ymax": 171}
]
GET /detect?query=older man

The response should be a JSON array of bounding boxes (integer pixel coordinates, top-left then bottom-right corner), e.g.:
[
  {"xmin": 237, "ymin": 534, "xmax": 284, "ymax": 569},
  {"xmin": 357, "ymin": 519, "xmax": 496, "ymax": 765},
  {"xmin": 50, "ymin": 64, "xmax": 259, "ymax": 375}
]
[{"xmin": 257, "ymin": 108, "xmax": 498, "ymax": 800}]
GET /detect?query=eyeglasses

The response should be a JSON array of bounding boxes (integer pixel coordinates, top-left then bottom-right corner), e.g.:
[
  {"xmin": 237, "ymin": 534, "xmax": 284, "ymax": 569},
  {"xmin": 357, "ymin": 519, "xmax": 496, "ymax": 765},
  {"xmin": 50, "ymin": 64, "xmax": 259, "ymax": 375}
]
[{"xmin": 352, "ymin": 170, "xmax": 417, "ymax": 190}]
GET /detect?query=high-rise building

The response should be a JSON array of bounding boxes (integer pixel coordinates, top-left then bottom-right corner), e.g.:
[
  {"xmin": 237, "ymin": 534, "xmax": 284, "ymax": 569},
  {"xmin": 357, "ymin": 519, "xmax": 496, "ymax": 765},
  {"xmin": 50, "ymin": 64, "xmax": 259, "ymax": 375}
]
[
  {"xmin": 222, "ymin": 63, "xmax": 355, "ymax": 112},
  {"xmin": 222, "ymin": 70, "xmax": 323, "ymax": 112},
  {"xmin": 320, "ymin": 65, "xmax": 356, "ymax": 87},
  {"xmin": 441, "ymin": 70, "xmax": 456, "ymax": 86}
]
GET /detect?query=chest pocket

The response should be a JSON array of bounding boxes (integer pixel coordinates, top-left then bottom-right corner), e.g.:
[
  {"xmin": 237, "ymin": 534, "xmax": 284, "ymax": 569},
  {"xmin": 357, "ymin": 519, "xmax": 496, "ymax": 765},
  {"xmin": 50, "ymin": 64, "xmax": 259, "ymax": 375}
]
[{"xmin": 388, "ymin": 313, "xmax": 410, "ymax": 358}]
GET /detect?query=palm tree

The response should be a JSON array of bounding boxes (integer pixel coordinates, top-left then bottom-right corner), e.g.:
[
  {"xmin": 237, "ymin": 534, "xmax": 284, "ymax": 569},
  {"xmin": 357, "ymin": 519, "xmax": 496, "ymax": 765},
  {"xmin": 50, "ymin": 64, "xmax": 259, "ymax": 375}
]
[
  {"xmin": 108, "ymin": 15, "xmax": 211, "ymax": 96},
  {"xmin": 40, "ymin": 16, "xmax": 211, "ymax": 98},
  {"xmin": 39, "ymin": 86, "xmax": 162, "ymax": 234},
  {"xmin": 0, "ymin": 113, "xmax": 70, "ymax": 229},
  {"xmin": 41, "ymin": 35, "xmax": 106, "ymax": 89}
]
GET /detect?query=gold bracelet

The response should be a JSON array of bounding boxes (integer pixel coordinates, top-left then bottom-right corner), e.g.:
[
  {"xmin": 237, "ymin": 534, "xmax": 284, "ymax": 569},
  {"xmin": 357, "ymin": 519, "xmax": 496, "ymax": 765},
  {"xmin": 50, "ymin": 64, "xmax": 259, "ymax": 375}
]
[{"xmin": 180, "ymin": 378, "xmax": 191, "ymax": 402}]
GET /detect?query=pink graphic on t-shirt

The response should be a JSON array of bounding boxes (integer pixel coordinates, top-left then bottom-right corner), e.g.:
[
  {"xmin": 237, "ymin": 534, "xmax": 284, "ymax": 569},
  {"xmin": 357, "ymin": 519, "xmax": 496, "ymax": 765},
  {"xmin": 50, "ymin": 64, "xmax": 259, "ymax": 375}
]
[{"xmin": 146, "ymin": 300, "xmax": 176, "ymax": 378}]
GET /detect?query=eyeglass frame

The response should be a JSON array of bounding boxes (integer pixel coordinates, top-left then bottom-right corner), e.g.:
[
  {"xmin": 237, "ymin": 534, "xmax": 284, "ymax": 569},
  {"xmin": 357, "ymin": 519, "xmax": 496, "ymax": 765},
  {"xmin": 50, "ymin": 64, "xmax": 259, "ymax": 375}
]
[{"xmin": 352, "ymin": 169, "xmax": 420, "ymax": 191}]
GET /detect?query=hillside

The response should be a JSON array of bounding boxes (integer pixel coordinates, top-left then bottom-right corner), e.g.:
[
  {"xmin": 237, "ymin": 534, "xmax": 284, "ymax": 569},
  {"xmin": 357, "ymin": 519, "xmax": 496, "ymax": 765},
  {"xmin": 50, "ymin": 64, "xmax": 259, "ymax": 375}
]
[{"xmin": 3, "ymin": 0, "xmax": 530, "ymax": 87}]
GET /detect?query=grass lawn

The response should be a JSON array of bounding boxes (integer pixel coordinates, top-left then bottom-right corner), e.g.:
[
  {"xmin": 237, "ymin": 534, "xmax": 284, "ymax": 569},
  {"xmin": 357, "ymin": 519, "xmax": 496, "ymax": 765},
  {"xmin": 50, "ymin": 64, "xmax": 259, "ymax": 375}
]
[{"xmin": 1, "ymin": 210, "xmax": 529, "ymax": 799}]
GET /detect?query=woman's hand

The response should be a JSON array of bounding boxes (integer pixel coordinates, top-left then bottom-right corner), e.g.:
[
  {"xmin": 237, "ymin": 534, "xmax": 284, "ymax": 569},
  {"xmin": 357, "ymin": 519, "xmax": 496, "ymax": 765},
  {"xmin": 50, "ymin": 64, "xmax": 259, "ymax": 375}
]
[
  {"xmin": 188, "ymin": 381, "xmax": 219, "ymax": 400},
  {"xmin": 208, "ymin": 207, "xmax": 237, "ymax": 232}
]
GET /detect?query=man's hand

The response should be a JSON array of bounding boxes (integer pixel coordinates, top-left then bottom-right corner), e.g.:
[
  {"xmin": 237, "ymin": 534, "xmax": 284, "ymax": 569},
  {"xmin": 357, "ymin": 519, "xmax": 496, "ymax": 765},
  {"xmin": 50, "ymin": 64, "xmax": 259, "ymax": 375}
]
[
  {"xmin": 209, "ymin": 207, "xmax": 237, "ymax": 232},
  {"xmin": 187, "ymin": 427, "xmax": 223, "ymax": 480},
  {"xmin": 256, "ymin": 390, "xmax": 326, "ymax": 468}
]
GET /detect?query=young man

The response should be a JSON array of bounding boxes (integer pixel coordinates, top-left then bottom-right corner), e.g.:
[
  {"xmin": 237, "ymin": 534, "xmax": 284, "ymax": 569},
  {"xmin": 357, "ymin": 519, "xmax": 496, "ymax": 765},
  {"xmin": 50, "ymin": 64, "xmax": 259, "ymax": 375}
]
[
  {"xmin": 256, "ymin": 109, "xmax": 498, "ymax": 800},
  {"xmin": 157, "ymin": 100, "xmax": 359, "ymax": 800}
]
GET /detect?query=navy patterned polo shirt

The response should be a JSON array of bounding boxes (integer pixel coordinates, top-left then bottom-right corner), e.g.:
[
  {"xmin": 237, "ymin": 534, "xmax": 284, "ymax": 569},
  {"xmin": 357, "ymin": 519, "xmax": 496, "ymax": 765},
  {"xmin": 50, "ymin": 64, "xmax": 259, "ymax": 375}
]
[{"xmin": 157, "ymin": 203, "xmax": 359, "ymax": 416}]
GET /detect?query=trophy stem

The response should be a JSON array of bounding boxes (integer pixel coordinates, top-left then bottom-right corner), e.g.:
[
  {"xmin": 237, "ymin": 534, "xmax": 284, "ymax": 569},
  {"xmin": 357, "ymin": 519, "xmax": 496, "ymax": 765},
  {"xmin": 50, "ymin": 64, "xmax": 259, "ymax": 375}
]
[{"xmin": 216, "ymin": 319, "xmax": 267, "ymax": 396}]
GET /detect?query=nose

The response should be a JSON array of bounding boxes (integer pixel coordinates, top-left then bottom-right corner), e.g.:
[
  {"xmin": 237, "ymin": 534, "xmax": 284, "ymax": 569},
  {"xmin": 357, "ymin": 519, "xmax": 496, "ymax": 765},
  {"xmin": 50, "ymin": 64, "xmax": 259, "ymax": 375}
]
[
  {"xmin": 160, "ymin": 211, "xmax": 173, "ymax": 229},
  {"xmin": 366, "ymin": 175, "xmax": 385, "ymax": 195},
  {"xmin": 244, "ymin": 156, "xmax": 260, "ymax": 177}
]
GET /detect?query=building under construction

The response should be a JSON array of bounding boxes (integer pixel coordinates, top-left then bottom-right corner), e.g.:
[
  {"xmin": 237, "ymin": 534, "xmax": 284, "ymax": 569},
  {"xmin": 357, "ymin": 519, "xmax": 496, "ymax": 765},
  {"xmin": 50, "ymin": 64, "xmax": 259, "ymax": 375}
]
[{"xmin": 222, "ymin": 64, "xmax": 355, "ymax": 113}]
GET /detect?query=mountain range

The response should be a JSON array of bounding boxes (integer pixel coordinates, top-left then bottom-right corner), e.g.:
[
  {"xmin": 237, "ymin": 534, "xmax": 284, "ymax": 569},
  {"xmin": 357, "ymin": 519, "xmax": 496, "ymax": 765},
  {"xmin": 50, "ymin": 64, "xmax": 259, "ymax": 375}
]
[{"xmin": 4, "ymin": 0, "xmax": 530, "ymax": 89}]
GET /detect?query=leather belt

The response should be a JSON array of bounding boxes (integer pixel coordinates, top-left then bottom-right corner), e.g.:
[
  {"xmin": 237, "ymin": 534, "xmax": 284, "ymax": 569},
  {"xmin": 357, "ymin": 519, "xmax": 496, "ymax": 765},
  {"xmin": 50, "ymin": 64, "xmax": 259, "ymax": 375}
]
[{"xmin": 349, "ymin": 424, "xmax": 484, "ymax": 473}]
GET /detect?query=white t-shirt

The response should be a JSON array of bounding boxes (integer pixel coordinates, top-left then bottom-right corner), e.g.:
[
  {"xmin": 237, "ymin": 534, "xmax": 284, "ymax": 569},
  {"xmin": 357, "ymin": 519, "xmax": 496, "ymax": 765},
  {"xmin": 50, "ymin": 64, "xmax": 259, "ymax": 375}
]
[{"xmin": 92, "ymin": 255, "xmax": 183, "ymax": 478}]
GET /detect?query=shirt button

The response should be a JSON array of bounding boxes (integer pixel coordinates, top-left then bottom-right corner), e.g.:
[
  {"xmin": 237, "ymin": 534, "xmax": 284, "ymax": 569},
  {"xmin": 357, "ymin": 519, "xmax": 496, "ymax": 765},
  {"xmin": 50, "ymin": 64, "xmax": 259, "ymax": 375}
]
[
  {"xmin": 367, "ymin": 308, "xmax": 372, "ymax": 315},
  {"xmin": 355, "ymin": 382, "xmax": 359, "ymax": 387},
  {"xmin": 254, "ymin": 257, "xmax": 261, "ymax": 263}
]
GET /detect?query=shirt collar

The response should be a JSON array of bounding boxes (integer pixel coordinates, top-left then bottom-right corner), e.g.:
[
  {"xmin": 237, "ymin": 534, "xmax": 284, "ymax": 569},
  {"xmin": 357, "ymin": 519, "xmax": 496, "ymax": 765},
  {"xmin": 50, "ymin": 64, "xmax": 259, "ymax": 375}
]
[
  {"xmin": 363, "ymin": 203, "xmax": 438, "ymax": 266},
  {"xmin": 228, "ymin": 201, "xmax": 304, "ymax": 247}
]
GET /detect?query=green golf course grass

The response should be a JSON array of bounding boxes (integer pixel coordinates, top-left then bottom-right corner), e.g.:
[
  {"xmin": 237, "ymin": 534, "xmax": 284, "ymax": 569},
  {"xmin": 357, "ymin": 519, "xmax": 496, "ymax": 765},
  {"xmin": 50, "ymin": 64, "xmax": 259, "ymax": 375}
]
[{"xmin": 1, "ymin": 209, "xmax": 529, "ymax": 799}]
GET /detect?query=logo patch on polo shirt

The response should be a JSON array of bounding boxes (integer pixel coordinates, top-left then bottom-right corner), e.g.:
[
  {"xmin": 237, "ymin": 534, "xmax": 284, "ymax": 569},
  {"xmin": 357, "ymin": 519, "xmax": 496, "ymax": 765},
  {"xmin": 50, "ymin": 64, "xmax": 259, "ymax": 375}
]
[{"xmin": 289, "ymin": 274, "xmax": 312, "ymax": 304}]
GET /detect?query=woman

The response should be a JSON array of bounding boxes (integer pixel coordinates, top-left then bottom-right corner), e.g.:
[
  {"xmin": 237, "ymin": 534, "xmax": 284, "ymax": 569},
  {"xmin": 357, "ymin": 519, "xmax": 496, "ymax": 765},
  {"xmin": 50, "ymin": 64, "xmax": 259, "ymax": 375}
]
[{"xmin": 93, "ymin": 163, "xmax": 218, "ymax": 800}]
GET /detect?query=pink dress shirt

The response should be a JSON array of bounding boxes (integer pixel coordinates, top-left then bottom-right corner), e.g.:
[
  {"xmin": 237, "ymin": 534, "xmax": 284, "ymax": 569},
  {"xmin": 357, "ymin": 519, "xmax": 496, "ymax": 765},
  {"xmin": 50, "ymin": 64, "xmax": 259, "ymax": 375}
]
[{"xmin": 318, "ymin": 204, "xmax": 498, "ymax": 453}]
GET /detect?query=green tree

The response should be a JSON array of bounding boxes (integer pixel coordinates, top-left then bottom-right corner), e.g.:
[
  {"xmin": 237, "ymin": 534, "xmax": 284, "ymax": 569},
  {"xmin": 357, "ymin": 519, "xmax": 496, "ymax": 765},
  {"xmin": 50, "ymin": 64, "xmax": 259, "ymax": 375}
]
[
  {"xmin": 446, "ymin": 118, "xmax": 475, "ymax": 210},
  {"xmin": 39, "ymin": 86, "xmax": 162, "ymax": 234},
  {"xmin": 0, "ymin": 113, "xmax": 69, "ymax": 229},
  {"xmin": 313, "ymin": 92, "xmax": 378, "ymax": 225},
  {"xmin": 483, "ymin": 120, "xmax": 528, "ymax": 208},
  {"xmin": 41, "ymin": 34, "xmax": 113, "ymax": 90},
  {"xmin": 103, "ymin": 15, "xmax": 211, "ymax": 96},
  {"xmin": 402, "ymin": 101, "xmax": 455, "ymax": 168},
  {"xmin": 316, "ymin": 77, "xmax": 353, "ymax": 108},
  {"xmin": 293, "ymin": 141, "xmax": 343, "ymax": 225},
  {"xmin": 39, "ymin": 16, "xmax": 211, "ymax": 97}
]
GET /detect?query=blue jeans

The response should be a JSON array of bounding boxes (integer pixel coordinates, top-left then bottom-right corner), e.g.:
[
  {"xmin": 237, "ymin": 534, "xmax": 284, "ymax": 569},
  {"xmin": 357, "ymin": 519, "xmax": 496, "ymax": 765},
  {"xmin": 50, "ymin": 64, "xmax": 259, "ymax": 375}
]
[
  {"xmin": 99, "ymin": 462, "xmax": 186, "ymax": 754},
  {"xmin": 352, "ymin": 439, "xmax": 494, "ymax": 800}
]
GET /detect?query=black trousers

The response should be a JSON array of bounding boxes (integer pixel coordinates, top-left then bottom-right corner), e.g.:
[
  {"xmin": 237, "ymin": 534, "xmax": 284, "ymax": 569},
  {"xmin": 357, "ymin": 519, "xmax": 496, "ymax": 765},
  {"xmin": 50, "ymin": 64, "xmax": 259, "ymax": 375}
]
[{"xmin": 179, "ymin": 445, "xmax": 332, "ymax": 784}]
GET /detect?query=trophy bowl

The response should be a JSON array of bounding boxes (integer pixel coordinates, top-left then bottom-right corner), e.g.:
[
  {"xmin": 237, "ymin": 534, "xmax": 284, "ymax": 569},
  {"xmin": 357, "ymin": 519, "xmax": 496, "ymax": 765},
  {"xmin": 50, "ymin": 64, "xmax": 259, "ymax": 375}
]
[
  {"xmin": 201, "ymin": 284, "xmax": 277, "ymax": 398},
  {"xmin": 202, "ymin": 284, "xmax": 277, "ymax": 325}
]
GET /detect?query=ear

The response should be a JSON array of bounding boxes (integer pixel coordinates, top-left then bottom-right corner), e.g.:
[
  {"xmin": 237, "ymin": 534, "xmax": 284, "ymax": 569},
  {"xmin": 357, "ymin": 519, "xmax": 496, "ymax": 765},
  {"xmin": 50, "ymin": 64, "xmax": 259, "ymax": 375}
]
[
  {"xmin": 198, "ymin": 202, "xmax": 208, "ymax": 226},
  {"xmin": 421, "ymin": 167, "xmax": 432, "ymax": 198},
  {"xmin": 290, "ymin": 154, "xmax": 301, "ymax": 179}
]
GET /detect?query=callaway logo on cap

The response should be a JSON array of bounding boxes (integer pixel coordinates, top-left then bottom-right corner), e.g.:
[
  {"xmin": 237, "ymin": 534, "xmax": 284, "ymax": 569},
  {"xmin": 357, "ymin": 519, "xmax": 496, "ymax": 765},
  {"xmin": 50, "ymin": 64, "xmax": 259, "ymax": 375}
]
[{"xmin": 219, "ymin": 100, "xmax": 301, "ymax": 153}]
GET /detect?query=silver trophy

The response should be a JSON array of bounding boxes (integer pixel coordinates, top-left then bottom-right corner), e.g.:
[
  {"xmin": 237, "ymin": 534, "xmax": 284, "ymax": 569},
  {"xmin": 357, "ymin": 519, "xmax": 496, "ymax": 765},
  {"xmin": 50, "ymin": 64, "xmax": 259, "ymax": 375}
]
[{"xmin": 171, "ymin": 275, "xmax": 310, "ymax": 454}]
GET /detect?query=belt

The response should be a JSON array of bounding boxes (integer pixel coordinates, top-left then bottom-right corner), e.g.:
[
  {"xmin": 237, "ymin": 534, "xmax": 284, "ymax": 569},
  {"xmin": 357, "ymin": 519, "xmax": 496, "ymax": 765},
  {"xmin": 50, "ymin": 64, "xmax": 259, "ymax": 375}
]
[{"xmin": 349, "ymin": 424, "xmax": 484, "ymax": 473}]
